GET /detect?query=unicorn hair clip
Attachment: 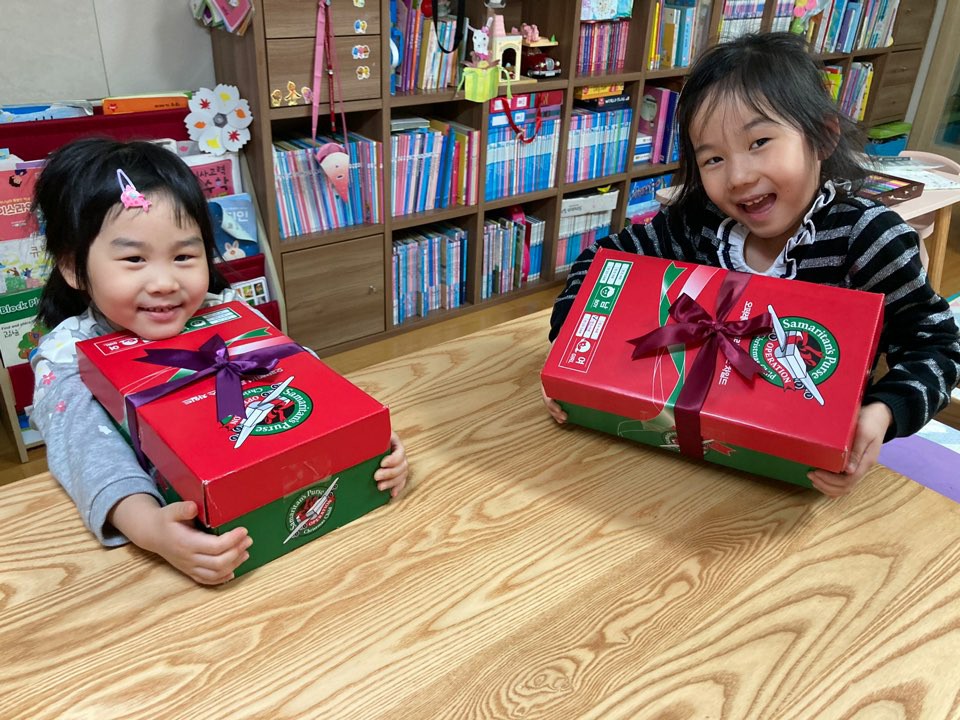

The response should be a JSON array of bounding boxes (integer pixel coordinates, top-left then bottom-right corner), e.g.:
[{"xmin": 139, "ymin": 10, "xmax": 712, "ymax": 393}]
[{"xmin": 117, "ymin": 169, "xmax": 151, "ymax": 212}]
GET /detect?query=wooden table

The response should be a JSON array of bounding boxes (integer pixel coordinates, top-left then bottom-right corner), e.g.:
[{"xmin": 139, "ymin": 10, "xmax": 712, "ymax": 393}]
[
  {"xmin": 886, "ymin": 169, "xmax": 960, "ymax": 294},
  {"xmin": 3, "ymin": 310, "xmax": 960, "ymax": 720}
]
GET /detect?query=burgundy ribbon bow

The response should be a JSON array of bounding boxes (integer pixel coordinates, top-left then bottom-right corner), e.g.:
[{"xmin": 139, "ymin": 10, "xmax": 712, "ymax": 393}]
[
  {"xmin": 124, "ymin": 334, "xmax": 303, "ymax": 469},
  {"xmin": 626, "ymin": 272, "xmax": 772, "ymax": 459}
]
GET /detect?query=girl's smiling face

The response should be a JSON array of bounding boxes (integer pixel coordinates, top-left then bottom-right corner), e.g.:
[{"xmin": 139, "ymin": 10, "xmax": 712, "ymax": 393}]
[
  {"xmin": 691, "ymin": 95, "xmax": 823, "ymax": 251},
  {"xmin": 63, "ymin": 195, "xmax": 210, "ymax": 340}
]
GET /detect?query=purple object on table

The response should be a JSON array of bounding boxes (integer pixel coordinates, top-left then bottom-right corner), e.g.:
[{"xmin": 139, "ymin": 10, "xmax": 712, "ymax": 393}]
[{"xmin": 879, "ymin": 433, "xmax": 960, "ymax": 504}]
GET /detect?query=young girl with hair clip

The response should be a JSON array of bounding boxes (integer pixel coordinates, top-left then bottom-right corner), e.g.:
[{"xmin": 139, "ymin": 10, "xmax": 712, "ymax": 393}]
[
  {"xmin": 31, "ymin": 138, "xmax": 408, "ymax": 585},
  {"xmin": 544, "ymin": 32, "xmax": 960, "ymax": 498}
]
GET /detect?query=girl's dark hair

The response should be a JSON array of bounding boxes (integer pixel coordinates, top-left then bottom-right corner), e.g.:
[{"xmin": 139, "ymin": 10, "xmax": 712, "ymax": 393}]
[
  {"xmin": 33, "ymin": 138, "xmax": 228, "ymax": 328},
  {"xmin": 671, "ymin": 32, "xmax": 867, "ymax": 219}
]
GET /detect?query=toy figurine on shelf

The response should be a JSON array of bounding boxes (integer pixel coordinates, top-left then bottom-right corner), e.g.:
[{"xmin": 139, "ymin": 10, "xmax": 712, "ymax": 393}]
[
  {"xmin": 520, "ymin": 22, "xmax": 561, "ymax": 79},
  {"xmin": 459, "ymin": 18, "xmax": 506, "ymax": 102},
  {"xmin": 466, "ymin": 18, "xmax": 493, "ymax": 64}
]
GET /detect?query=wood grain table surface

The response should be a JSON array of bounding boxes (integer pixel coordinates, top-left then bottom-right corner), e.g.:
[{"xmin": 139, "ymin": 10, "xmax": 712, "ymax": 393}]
[{"xmin": 2, "ymin": 309, "xmax": 960, "ymax": 720}]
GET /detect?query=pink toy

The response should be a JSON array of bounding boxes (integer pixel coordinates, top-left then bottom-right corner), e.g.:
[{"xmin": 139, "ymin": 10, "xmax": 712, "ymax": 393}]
[
  {"xmin": 520, "ymin": 23, "xmax": 540, "ymax": 43},
  {"xmin": 314, "ymin": 142, "xmax": 351, "ymax": 202},
  {"xmin": 117, "ymin": 169, "xmax": 151, "ymax": 212}
]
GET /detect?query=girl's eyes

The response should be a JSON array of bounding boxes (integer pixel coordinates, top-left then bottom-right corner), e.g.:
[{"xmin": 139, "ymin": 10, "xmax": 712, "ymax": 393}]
[
  {"xmin": 702, "ymin": 156, "xmax": 722, "ymax": 167},
  {"xmin": 120, "ymin": 254, "xmax": 200, "ymax": 263},
  {"xmin": 751, "ymin": 137, "xmax": 771, "ymax": 149}
]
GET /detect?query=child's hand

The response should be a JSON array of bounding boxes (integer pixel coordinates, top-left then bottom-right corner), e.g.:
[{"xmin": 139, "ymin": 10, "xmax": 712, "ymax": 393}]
[
  {"xmin": 111, "ymin": 494, "xmax": 251, "ymax": 585},
  {"xmin": 541, "ymin": 382, "xmax": 567, "ymax": 424},
  {"xmin": 808, "ymin": 402, "xmax": 893, "ymax": 498},
  {"xmin": 375, "ymin": 431, "xmax": 409, "ymax": 498}
]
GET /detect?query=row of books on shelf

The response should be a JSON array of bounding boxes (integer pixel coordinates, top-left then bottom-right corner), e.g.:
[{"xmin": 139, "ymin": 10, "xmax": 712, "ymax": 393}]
[
  {"xmin": 392, "ymin": 223, "xmax": 468, "ymax": 325},
  {"xmin": 581, "ymin": 0, "xmax": 635, "ymax": 20},
  {"xmin": 795, "ymin": 0, "xmax": 902, "ymax": 53},
  {"xmin": 566, "ymin": 101, "xmax": 633, "ymax": 183},
  {"xmin": 555, "ymin": 189, "xmax": 619, "ymax": 272},
  {"xmin": 772, "ymin": 0, "xmax": 798, "ymax": 31},
  {"xmin": 638, "ymin": 85, "xmax": 681, "ymax": 165},
  {"xmin": 272, "ymin": 134, "xmax": 383, "ymax": 239},
  {"xmin": 481, "ymin": 210, "xmax": 546, "ymax": 300},
  {"xmin": 484, "ymin": 116, "xmax": 561, "ymax": 202},
  {"xmin": 834, "ymin": 61, "xmax": 874, "ymax": 122},
  {"xmin": 647, "ymin": 0, "xmax": 712, "ymax": 71},
  {"xmin": 718, "ymin": 0, "xmax": 765, "ymax": 43},
  {"xmin": 391, "ymin": 116, "xmax": 479, "ymax": 216},
  {"xmin": 577, "ymin": 19, "xmax": 631, "ymax": 74},
  {"xmin": 393, "ymin": 1, "xmax": 463, "ymax": 94}
]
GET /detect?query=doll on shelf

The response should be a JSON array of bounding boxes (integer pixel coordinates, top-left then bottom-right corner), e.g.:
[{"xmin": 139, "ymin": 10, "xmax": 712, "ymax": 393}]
[{"xmin": 466, "ymin": 18, "xmax": 493, "ymax": 65}]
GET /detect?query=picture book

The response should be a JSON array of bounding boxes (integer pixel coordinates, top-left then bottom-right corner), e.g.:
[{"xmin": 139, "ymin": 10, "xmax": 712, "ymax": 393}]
[
  {"xmin": 0, "ymin": 234, "xmax": 51, "ymax": 294},
  {"xmin": 0, "ymin": 168, "xmax": 40, "ymax": 242},
  {"xmin": 637, "ymin": 86, "xmax": 671, "ymax": 163},
  {"xmin": 181, "ymin": 152, "xmax": 242, "ymax": 199},
  {"xmin": 208, "ymin": 193, "xmax": 261, "ymax": 262}
]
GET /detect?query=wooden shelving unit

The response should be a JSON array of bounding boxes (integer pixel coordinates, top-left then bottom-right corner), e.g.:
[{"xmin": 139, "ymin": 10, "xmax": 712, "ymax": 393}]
[{"xmin": 209, "ymin": 0, "xmax": 936, "ymax": 356}]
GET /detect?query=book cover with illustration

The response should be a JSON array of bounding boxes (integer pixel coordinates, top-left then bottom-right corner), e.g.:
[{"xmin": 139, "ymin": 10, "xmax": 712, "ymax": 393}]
[
  {"xmin": 208, "ymin": 193, "xmax": 261, "ymax": 263},
  {"xmin": 0, "ymin": 168, "xmax": 40, "ymax": 242}
]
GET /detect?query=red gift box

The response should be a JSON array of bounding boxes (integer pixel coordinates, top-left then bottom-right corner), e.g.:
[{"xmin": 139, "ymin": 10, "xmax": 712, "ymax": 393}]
[
  {"xmin": 542, "ymin": 250, "xmax": 885, "ymax": 486},
  {"xmin": 78, "ymin": 301, "xmax": 392, "ymax": 573}
]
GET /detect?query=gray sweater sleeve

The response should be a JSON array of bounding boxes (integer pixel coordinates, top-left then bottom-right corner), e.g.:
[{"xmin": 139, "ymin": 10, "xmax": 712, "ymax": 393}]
[{"xmin": 31, "ymin": 320, "xmax": 162, "ymax": 547}]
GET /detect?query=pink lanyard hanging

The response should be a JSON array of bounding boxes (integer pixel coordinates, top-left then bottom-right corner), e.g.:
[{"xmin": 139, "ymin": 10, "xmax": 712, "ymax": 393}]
[
  {"xmin": 311, "ymin": 0, "xmax": 349, "ymax": 146},
  {"xmin": 493, "ymin": 97, "xmax": 542, "ymax": 144}
]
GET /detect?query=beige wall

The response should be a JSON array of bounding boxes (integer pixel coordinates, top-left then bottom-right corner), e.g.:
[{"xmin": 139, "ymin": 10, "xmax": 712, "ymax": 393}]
[
  {"xmin": 909, "ymin": 0, "xmax": 960, "ymax": 161},
  {"xmin": 0, "ymin": 0, "xmax": 216, "ymax": 105}
]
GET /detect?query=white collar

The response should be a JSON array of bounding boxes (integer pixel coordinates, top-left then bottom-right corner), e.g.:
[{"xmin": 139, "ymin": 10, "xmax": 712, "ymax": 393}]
[{"xmin": 717, "ymin": 180, "xmax": 839, "ymax": 279}]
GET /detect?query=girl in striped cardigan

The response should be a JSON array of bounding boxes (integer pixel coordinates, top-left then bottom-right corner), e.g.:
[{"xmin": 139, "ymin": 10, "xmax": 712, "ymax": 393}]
[{"xmin": 545, "ymin": 33, "xmax": 960, "ymax": 498}]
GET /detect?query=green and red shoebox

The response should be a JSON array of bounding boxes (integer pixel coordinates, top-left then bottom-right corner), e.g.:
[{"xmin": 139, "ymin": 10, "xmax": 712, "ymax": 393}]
[
  {"xmin": 78, "ymin": 301, "xmax": 392, "ymax": 575},
  {"xmin": 542, "ymin": 250, "xmax": 885, "ymax": 486}
]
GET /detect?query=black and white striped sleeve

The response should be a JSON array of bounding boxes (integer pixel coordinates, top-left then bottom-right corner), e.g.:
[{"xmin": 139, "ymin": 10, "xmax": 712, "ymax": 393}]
[{"xmin": 847, "ymin": 205, "xmax": 960, "ymax": 438}]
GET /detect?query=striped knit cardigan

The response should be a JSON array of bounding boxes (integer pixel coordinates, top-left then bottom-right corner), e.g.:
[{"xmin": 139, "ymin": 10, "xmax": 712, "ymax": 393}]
[{"xmin": 548, "ymin": 185, "xmax": 960, "ymax": 441}]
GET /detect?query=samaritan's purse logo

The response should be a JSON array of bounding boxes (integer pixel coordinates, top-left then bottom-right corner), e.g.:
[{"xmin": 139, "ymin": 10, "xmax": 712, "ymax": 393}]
[
  {"xmin": 223, "ymin": 381, "xmax": 312, "ymax": 444},
  {"xmin": 285, "ymin": 480, "xmax": 337, "ymax": 543},
  {"xmin": 748, "ymin": 310, "xmax": 839, "ymax": 404}
]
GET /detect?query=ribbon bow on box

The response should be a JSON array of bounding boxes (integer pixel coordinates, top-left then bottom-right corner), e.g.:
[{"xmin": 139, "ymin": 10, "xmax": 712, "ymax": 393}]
[
  {"xmin": 626, "ymin": 272, "xmax": 772, "ymax": 459},
  {"xmin": 125, "ymin": 334, "xmax": 303, "ymax": 469}
]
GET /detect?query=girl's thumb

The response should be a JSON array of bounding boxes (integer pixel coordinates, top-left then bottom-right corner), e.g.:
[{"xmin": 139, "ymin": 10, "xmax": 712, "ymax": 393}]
[{"xmin": 172, "ymin": 501, "xmax": 199, "ymax": 522}]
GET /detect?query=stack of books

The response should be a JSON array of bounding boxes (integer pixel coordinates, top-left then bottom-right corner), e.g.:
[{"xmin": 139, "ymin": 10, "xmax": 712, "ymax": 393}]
[
  {"xmin": 392, "ymin": 223, "xmax": 468, "ymax": 325},
  {"xmin": 797, "ymin": 0, "xmax": 900, "ymax": 53},
  {"xmin": 485, "ymin": 93, "xmax": 562, "ymax": 202},
  {"xmin": 637, "ymin": 85, "xmax": 681, "ymax": 165},
  {"xmin": 393, "ymin": 0, "xmax": 464, "ymax": 93},
  {"xmin": 555, "ymin": 189, "xmax": 619, "ymax": 273},
  {"xmin": 717, "ymin": 0, "xmax": 765, "ymax": 43},
  {"xmin": 272, "ymin": 133, "xmax": 383, "ymax": 239},
  {"xmin": 646, "ymin": 0, "xmax": 712, "ymax": 71},
  {"xmin": 567, "ymin": 94, "xmax": 633, "ymax": 183},
  {"xmin": 481, "ymin": 209, "xmax": 545, "ymax": 300},
  {"xmin": 838, "ymin": 61, "xmax": 874, "ymax": 122},
  {"xmin": 391, "ymin": 117, "xmax": 478, "ymax": 216},
  {"xmin": 577, "ymin": 20, "xmax": 631, "ymax": 74}
]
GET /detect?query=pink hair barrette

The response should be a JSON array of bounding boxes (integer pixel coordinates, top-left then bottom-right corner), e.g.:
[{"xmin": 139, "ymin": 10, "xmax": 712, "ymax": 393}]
[{"xmin": 117, "ymin": 169, "xmax": 151, "ymax": 212}]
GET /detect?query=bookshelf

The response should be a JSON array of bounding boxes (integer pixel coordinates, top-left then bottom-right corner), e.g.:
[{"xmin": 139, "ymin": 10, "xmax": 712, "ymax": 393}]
[{"xmin": 209, "ymin": 0, "xmax": 936, "ymax": 356}]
